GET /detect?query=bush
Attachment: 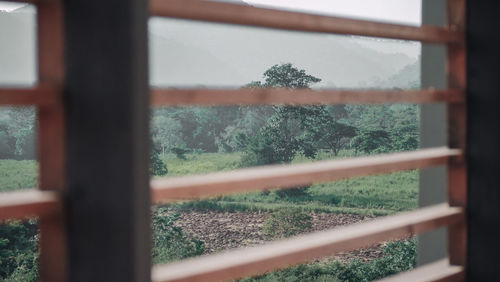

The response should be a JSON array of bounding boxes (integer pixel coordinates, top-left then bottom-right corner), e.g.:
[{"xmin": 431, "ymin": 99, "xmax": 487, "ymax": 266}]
[
  {"xmin": 242, "ymin": 239, "xmax": 417, "ymax": 282},
  {"xmin": 150, "ymin": 149, "xmax": 168, "ymax": 176},
  {"xmin": 0, "ymin": 220, "xmax": 38, "ymax": 281},
  {"xmin": 263, "ymin": 209, "xmax": 312, "ymax": 238},
  {"xmin": 152, "ymin": 208, "xmax": 205, "ymax": 264},
  {"xmin": 275, "ymin": 186, "xmax": 310, "ymax": 198},
  {"xmin": 350, "ymin": 129, "xmax": 392, "ymax": 155},
  {"xmin": 171, "ymin": 146, "xmax": 191, "ymax": 160}
]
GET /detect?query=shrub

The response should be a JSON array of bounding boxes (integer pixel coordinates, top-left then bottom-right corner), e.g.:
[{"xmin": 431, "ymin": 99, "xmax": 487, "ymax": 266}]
[
  {"xmin": 152, "ymin": 208, "xmax": 205, "ymax": 264},
  {"xmin": 263, "ymin": 208, "xmax": 312, "ymax": 238},
  {"xmin": 242, "ymin": 239, "xmax": 417, "ymax": 282},
  {"xmin": 171, "ymin": 146, "xmax": 191, "ymax": 160},
  {"xmin": 275, "ymin": 186, "xmax": 310, "ymax": 198},
  {"xmin": 0, "ymin": 220, "xmax": 38, "ymax": 281},
  {"xmin": 150, "ymin": 149, "xmax": 168, "ymax": 176}
]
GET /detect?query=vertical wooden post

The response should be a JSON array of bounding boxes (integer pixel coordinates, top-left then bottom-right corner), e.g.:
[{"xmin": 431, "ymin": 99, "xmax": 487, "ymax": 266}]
[
  {"xmin": 64, "ymin": 0, "xmax": 151, "ymax": 281},
  {"xmin": 37, "ymin": 1, "xmax": 67, "ymax": 281},
  {"xmin": 446, "ymin": 0, "xmax": 467, "ymax": 267},
  {"xmin": 466, "ymin": 1, "xmax": 500, "ymax": 280}
]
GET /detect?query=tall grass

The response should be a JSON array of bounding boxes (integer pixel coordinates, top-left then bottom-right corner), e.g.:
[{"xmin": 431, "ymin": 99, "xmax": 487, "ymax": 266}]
[
  {"xmin": 1, "ymin": 151, "xmax": 418, "ymax": 215},
  {"xmin": 0, "ymin": 160, "xmax": 38, "ymax": 192},
  {"xmin": 158, "ymin": 152, "xmax": 242, "ymax": 177},
  {"xmin": 156, "ymin": 151, "xmax": 419, "ymax": 215}
]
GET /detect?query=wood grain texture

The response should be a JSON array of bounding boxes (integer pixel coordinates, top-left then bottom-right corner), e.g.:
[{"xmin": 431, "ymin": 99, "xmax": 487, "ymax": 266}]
[
  {"xmin": 150, "ymin": 0, "xmax": 463, "ymax": 44},
  {"xmin": 0, "ymin": 85, "xmax": 60, "ymax": 106},
  {"xmin": 151, "ymin": 88, "xmax": 464, "ymax": 106},
  {"xmin": 152, "ymin": 147, "xmax": 461, "ymax": 203},
  {"xmin": 380, "ymin": 259, "xmax": 464, "ymax": 282},
  {"xmin": 0, "ymin": 190, "xmax": 61, "ymax": 221},
  {"xmin": 37, "ymin": 1, "xmax": 67, "ymax": 281},
  {"xmin": 152, "ymin": 204, "xmax": 464, "ymax": 282}
]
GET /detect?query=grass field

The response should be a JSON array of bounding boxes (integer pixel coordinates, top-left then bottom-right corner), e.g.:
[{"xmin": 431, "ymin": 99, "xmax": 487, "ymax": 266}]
[
  {"xmin": 0, "ymin": 152, "xmax": 419, "ymax": 281},
  {"xmin": 0, "ymin": 151, "xmax": 418, "ymax": 215},
  {"xmin": 0, "ymin": 160, "xmax": 38, "ymax": 192},
  {"xmin": 157, "ymin": 151, "xmax": 418, "ymax": 216},
  {"xmin": 160, "ymin": 152, "xmax": 242, "ymax": 177}
]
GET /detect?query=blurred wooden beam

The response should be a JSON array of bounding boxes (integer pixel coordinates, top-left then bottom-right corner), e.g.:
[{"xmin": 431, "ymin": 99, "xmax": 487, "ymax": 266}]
[
  {"xmin": 0, "ymin": 85, "xmax": 59, "ymax": 106},
  {"xmin": 152, "ymin": 147, "xmax": 461, "ymax": 203},
  {"xmin": 151, "ymin": 88, "xmax": 464, "ymax": 106},
  {"xmin": 64, "ymin": 0, "xmax": 151, "ymax": 280},
  {"xmin": 150, "ymin": 0, "xmax": 463, "ymax": 44},
  {"xmin": 0, "ymin": 190, "xmax": 61, "ymax": 221},
  {"xmin": 37, "ymin": 1, "xmax": 67, "ymax": 281}
]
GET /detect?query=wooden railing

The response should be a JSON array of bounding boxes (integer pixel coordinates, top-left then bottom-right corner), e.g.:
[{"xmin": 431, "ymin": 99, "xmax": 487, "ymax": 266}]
[
  {"xmin": 152, "ymin": 148, "xmax": 460, "ymax": 202},
  {"xmin": 151, "ymin": 88, "xmax": 464, "ymax": 106},
  {"xmin": 0, "ymin": 0, "xmax": 466, "ymax": 281},
  {"xmin": 149, "ymin": 0, "xmax": 467, "ymax": 281},
  {"xmin": 152, "ymin": 204, "xmax": 464, "ymax": 282}
]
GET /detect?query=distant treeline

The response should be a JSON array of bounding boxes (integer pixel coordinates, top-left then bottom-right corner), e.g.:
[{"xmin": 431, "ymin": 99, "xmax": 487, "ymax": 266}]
[
  {"xmin": 151, "ymin": 63, "xmax": 419, "ymax": 168},
  {"xmin": 0, "ymin": 107, "xmax": 36, "ymax": 160},
  {"xmin": 0, "ymin": 64, "xmax": 418, "ymax": 163}
]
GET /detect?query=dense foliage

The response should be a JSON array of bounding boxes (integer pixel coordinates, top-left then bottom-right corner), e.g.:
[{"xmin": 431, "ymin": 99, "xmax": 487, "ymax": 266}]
[
  {"xmin": 0, "ymin": 62, "xmax": 420, "ymax": 281},
  {"xmin": 152, "ymin": 208, "xmax": 205, "ymax": 264},
  {"xmin": 150, "ymin": 146, "xmax": 168, "ymax": 176},
  {"xmin": 241, "ymin": 239, "xmax": 417, "ymax": 282},
  {"xmin": 0, "ymin": 221, "xmax": 38, "ymax": 282},
  {"xmin": 0, "ymin": 107, "xmax": 36, "ymax": 160},
  {"xmin": 149, "ymin": 63, "xmax": 419, "ymax": 165}
]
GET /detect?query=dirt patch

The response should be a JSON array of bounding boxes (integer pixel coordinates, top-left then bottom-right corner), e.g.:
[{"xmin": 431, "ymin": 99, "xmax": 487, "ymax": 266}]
[{"xmin": 174, "ymin": 210, "xmax": 389, "ymax": 263}]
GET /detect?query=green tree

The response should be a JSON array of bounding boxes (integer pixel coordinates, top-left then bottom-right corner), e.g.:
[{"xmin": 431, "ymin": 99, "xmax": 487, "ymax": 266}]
[
  {"xmin": 351, "ymin": 128, "xmax": 392, "ymax": 154},
  {"xmin": 261, "ymin": 63, "xmax": 321, "ymax": 88},
  {"xmin": 243, "ymin": 63, "xmax": 323, "ymax": 165},
  {"xmin": 0, "ymin": 107, "xmax": 36, "ymax": 160},
  {"xmin": 302, "ymin": 105, "xmax": 357, "ymax": 156},
  {"xmin": 317, "ymin": 119, "xmax": 357, "ymax": 156},
  {"xmin": 241, "ymin": 63, "xmax": 326, "ymax": 197},
  {"xmin": 150, "ymin": 146, "xmax": 168, "ymax": 176},
  {"xmin": 151, "ymin": 112, "xmax": 185, "ymax": 155}
]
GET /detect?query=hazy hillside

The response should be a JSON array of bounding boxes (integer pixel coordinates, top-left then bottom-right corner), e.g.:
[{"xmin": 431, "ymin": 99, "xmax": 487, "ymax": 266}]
[
  {"xmin": 149, "ymin": 17, "xmax": 417, "ymax": 88},
  {"xmin": 1, "ymin": 3, "xmax": 419, "ymax": 88},
  {"xmin": 380, "ymin": 59, "xmax": 420, "ymax": 89},
  {"xmin": 0, "ymin": 5, "xmax": 36, "ymax": 86}
]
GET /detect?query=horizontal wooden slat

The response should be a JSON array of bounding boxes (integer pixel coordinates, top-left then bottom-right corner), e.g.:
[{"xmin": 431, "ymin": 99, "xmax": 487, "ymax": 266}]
[
  {"xmin": 0, "ymin": 189, "xmax": 61, "ymax": 221},
  {"xmin": 152, "ymin": 147, "xmax": 461, "ymax": 203},
  {"xmin": 379, "ymin": 259, "xmax": 465, "ymax": 282},
  {"xmin": 150, "ymin": 0, "xmax": 463, "ymax": 44},
  {"xmin": 0, "ymin": 85, "xmax": 60, "ymax": 106},
  {"xmin": 152, "ymin": 204, "xmax": 464, "ymax": 282},
  {"xmin": 151, "ymin": 88, "xmax": 464, "ymax": 106}
]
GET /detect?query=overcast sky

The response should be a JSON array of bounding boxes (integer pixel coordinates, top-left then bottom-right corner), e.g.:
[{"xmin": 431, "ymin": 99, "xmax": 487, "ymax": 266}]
[
  {"xmin": 245, "ymin": 0, "xmax": 421, "ymax": 25},
  {"xmin": 0, "ymin": 0, "xmax": 421, "ymax": 25}
]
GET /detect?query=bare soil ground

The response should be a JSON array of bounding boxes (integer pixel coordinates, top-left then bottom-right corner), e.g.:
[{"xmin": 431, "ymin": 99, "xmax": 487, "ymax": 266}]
[{"xmin": 175, "ymin": 211, "xmax": 391, "ymax": 263}]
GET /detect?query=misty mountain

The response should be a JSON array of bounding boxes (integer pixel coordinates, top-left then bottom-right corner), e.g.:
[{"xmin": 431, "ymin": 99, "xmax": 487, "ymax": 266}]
[
  {"xmin": 149, "ymin": 17, "xmax": 417, "ymax": 88},
  {"xmin": 0, "ymin": 6, "xmax": 36, "ymax": 86},
  {"xmin": 1, "ymin": 5, "xmax": 419, "ymax": 88},
  {"xmin": 378, "ymin": 59, "xmax": 420, "ymax": 89}
]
